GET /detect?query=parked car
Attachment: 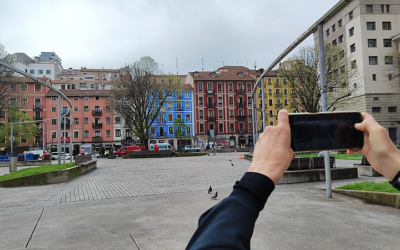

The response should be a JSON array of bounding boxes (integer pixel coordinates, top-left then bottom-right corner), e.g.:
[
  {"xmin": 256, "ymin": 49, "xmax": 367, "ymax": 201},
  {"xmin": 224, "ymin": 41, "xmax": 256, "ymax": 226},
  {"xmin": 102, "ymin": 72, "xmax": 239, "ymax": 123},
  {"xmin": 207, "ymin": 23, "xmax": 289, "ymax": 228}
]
[
  {"xmin": 184, "ymin": 145, "xmax": 200, "ymax": 153},
  {"xmin": 149, "ymin": 143, "xmax": 173, "ymax": 151},
  {"xmin": 51, "ymin": 152, "xmax": 65, "ymax": 160},
  {"xmin": 64, "ymin": 154, "xmax": 73, "ymax": 160}
]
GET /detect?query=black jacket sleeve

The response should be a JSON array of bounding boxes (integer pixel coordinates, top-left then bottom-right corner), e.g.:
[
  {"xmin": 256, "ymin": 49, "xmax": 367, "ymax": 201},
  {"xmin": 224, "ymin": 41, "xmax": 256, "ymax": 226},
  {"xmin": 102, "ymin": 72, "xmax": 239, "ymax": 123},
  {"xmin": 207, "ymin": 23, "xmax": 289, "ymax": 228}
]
[{"xmin": 186, "ymin": 172, "xmax": 275, "ymax": 250}]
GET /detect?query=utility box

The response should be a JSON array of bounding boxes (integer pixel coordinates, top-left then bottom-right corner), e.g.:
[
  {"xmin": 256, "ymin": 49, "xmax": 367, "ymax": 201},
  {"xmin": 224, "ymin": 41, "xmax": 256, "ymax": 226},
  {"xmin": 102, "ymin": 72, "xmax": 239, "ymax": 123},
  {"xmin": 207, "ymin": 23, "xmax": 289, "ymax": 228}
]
[{"xmin": 9, "ymin": 157, "xmax": 17, "ymax": 172}]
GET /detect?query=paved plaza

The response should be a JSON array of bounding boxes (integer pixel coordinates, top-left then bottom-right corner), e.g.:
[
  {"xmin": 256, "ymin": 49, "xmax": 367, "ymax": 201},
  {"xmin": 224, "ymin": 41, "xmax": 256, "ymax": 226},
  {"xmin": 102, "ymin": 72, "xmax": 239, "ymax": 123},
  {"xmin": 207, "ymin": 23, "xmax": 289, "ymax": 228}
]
[{"xmin": 0, "ymin": 153, "xmax": 399, "ymax": 249}]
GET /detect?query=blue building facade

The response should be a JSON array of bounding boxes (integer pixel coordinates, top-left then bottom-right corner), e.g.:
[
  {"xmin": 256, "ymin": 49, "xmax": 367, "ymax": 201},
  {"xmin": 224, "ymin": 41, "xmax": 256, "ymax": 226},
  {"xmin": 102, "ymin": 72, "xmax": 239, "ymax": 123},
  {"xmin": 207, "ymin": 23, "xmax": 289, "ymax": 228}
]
[{"xmin": 149, "ymin": 83, "xmax": 194, "ymax": 149}]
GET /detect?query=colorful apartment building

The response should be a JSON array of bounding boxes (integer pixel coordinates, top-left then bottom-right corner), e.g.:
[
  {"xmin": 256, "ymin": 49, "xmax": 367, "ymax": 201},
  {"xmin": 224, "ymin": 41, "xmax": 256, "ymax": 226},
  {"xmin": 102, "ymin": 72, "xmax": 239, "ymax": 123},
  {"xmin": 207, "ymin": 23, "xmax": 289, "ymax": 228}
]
[
  {"xmin": 0, "ymin": 77, "xmax": 50, "ymax": 151},
  {"xmin": 187, "ymin": 66, "xmax": 255, "ymax": 148},
  {"xmin": 45, "ymin": 89, "xmax": 114, "ymax": 154},
  {"xmin": 149, "ymin": 83, "xmax": 194, "ymax": 149},
  {"xmin": 253, "ymin": 69, "xmax": 298, "ymax": 131}
]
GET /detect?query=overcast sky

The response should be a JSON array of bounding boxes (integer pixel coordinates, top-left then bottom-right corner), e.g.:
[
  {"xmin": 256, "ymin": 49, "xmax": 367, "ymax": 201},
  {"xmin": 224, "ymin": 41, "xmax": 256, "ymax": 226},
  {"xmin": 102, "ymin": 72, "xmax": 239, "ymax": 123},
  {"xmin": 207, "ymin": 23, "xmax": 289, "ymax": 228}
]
[{"xmin": 1, "ymin": 0, "xmax": 339, "ymax": 74}]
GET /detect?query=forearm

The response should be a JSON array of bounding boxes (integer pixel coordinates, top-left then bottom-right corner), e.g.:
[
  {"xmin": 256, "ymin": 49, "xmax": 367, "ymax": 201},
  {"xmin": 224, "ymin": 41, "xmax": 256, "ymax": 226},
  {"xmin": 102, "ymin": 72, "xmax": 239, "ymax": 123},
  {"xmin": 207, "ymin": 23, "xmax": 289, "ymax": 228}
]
[{"xmin": 186, "ymin": 172, "xmax": 275, "ymax": 250}]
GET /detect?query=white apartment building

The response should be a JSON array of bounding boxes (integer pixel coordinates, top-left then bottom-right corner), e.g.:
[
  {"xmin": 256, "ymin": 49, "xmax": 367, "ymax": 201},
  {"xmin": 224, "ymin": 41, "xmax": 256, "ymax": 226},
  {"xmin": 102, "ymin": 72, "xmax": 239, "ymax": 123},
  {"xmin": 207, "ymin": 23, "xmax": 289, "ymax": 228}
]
[
  {"xmin": 12, "ymin": 52, "xmax": 63, "ymax": 80},
  {"xmin": 314, "ymin": 0, "xmax": 400, "ymax": 141}
]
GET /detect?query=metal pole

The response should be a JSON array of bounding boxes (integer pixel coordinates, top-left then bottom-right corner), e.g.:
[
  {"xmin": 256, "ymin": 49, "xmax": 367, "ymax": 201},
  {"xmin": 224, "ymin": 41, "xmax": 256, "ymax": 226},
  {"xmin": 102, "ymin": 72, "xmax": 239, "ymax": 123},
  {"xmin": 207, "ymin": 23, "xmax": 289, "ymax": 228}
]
[
  {"xmin": 70, "ymin": 111, "xmax": 73, "ymax": 163},
  {"xmin": 261, "ymin": 77, "xmax": 266, "ymax": 130},
  {"xmin": 10, "ymin": 124, "xmax": 13, "ymax": 156},
  {"xmin": 251, "ymin": 97, "xmax": 256, "ymax": 147},
  {"xmin": 42, "ymin": 120, "xmax": 45, "ymax": 151},
  {"xmin": 58, "ymin": 94, "xmax": 61, "ymax": 165},
  {"xmin": 63, "ymin": 115, "xmax": 66, "ymax": 164},
  {"xmin": 318, "ymin": 23, "xmax": 332, "ymax": 198}
]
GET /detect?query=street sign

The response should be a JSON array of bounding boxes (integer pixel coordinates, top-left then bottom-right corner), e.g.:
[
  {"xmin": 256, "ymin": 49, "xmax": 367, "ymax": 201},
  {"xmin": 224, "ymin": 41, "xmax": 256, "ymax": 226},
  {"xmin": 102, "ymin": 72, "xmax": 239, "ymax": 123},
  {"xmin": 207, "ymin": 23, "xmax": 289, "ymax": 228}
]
[{"xmin": 9, "ymin": 136, "xmax": 15, "ymax": 141}]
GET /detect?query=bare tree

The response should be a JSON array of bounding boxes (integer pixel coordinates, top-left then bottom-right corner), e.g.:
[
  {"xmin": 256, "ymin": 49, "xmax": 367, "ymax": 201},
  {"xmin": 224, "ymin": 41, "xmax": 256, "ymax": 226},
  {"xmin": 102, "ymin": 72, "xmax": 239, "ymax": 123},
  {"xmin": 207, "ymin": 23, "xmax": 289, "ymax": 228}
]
[
  {"xmin": 278, "ymin": 44, "xmax": 360, "ymax": 113},
  {"xmin": 111, "ymin": 56, "xmax": 181, "ymax": 148}
]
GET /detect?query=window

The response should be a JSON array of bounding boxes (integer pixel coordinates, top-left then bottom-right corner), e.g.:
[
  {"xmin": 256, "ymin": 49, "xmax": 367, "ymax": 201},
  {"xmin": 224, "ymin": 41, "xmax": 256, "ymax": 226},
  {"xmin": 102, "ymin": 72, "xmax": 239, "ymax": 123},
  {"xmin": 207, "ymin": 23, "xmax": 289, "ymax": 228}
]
[
  {"xmin": 338, "ymin": 35, "xmax": 343, "ymax": 43},
  {"xmin": 198, "ymin": 82, "xmax": 203, "ymax": 92},
  {"xmin": 386, "ymin": 5, "xmax": 390, "ymax": 13},
  {"xmin": 168, "ymin": 102, "xmax": 173, "ymax": 109},
  {"xmin": 388, "ymin": 107, "xmax": 397, "ymax": 113},
  {"xmin": 105, "ymin": 106, "xmax": 110, "ymax": 112},
  {"xmin": 116, "ymin": 129, "xmax": 121, "ymax": 137},
  {"xmin": 372, "ymin": 74, "xmax": 377, "ymax": 81},
  {"xmin": 187, "ymin": 126, "xmax": 191, "ymax": 135},
  {"xmin": 84, "ymin": 118, "xmax": 88, "ymax": 124},
  {"xmin": 385, "ymin": 56, "xmax": 393, "ymax": 65},
  {"xmin": 366, "ymin": 5, "xmax": 373, "ymax": 13},
  {"xmin": 84, "ymin": 131, "xmax": 89, "ymax": 138},
  {"xmin": 267, "ymin": 78, "xmax": 272, "ymax": 85},
  {"xmin": 382, "ymin": 22, "xmax": 391, "ymax": 30},
  {"xmin": 199, "ymin": 110, "xmax": 203, "ymax": 119},
  {"xmin": 21, "ymin": 83, "xmax": 27, "ymax": 91},
  {"xmin": 30, "ymin": 69, "xmax": 35, "ymax": 74},
  {"xmin": 247, "ymin": 83, "xmax": 252, "ymax": 92},
  {"xmin": 46, "ymin": 70, "xmax": 51, "ymax": 74},
  {"xmin": 185, "ymin": 91, "xmax": 190, "ymax": 98},
  {"xmin": 84, "ymin": 96, "xmax": 89, "ymax": 100},
  {"xmin": 38, "ymin": 69, "xmax": 43, "ymax": 75},
  {"xmin": 185, "ymin": 114, "xmax": 190, "ymax": 122},
  {"xmin": 367, "ymin": 22, "xmax": 375, "ymax": 30},
  {"xmin": 198, "ymin": 97, "xmax": 203, "ymax": 106},
  {"xmin": 185, "ymin": 102, "xmax": 190, "ymax": 110},
  {"xmin": 219, "ymin": 123, "xmax": 223, "ymax": 133},
  {"xmin": 351, "ymin": 60, "xmax": 357, "ymax": 69},
  {"xmin": 115, "ymin": 117, "xmax": 121, "ymax": 124},
  {"xmin": 326, "ymin": 29, "xmax": 330, "ymax": 37},
  {"xmin": 218, "ymin": 110, "xmax": 223, "ymax": 118},
  {"xmin": 373, "ymin": 97, "xmax": 379, "ymax": 101},
  {"xmin": 338, "ymin": 19, "xmax": 342, "ymax": 27},
  {"xmin": 217, "ymin": 82, "xmax": 222, "ymax": 92},
  {"xmin": 168, "ymin": 114, "xmax": 173, "ymax": 122},
  {"xmin": 332, "ymin": 39, "xmax": 337, "ymax": 45},
  {"xmin": 9, "ymin": 98, "xmax": 16, "ymax": 107},
  {"xmin": 350, "ymin": 44, "xmax": 356, "ymax": 53},
  {"xmin": 21, "ymin": 98, "xmax": 27, "ymax": 106},
  {"xmin": 74, "ymin": 131, "xmax": 79, "ymax": 138},
  {"xmin": 268, "ymin": 99, "xmax": 273, "ymax": 106},
  {"xmin": 51, "ymin": 107, "xmax": 56, "ymax": 112},
  {"xmin": 383, "ymin": 39, "xmax": 392, "ymax": 47},
  {"xmin": 218, "ymin": 97, "xmax": 222, "ymax": 105},
  {"xmin": 95, "ymin": 96, "xmax": 100, "ymax": 101},
  {"xmin": 349, "ymin": 27, "xmax": 354, "ymax": 36},
  {"xmin": 35, "ymin": 84, "xmax": 41, "ymax": 91},
  {"xmin": 74, "ymin": 118, "xmax": 79, "ymax": 124},
  {"xmin": 388, "ymin": 74, "xmax": 393, "ymax": 81},
  {"xmin": 332, "ymin": 24, "xmax": 336, "ymax": 32},
  {"xmin": 247, "ymin": 96, "xmax": 252, "ymax": 105},
  {"xmin": 74, "ymin": 96, "xmax": 79, "ymax": 100},
  {"xmin": 349, "ymin": 11, "xmax": 353, "ymax": 19},
  {"xmin": 368, "ymin": 39, "xmax": 377, "ymax": 47},
  {"xmin": 168, "ymin": 126, "xmax": 173, "ymax": 134},
  {"xmin": 52, "ymin": 119, "xmax": 56, "ymax": 125},
  {"xmin": 200, "ymin": 124, "xmax": 204, "ymax": 133},
  {"xmin": 106, "ymin": 130, "xmax": 111, "ymax": 138},
  {"xmin": 74, "ymin": 106, "xmax": 79, "ymax": 112},
  {"xmin": 230, "ymin": 123, "xmax": 234, "ymax": 133},
  {"xmin": 228, "ymin": 83, "xmax": 233, "ymax": 91},
  {"xmin": 369, "ymin": 56, "xmax": 378, "ymax": 65},
  {"xmin": 372, "ymin": 107, "xmax": 381, "ymax": 113},
  {"xmin": 51, "ymin": 96, "xmax": 57, "ymax": 100},
  {"xmin": 84, "ymin": 106, "xmax": 89, "ymax": 111}
]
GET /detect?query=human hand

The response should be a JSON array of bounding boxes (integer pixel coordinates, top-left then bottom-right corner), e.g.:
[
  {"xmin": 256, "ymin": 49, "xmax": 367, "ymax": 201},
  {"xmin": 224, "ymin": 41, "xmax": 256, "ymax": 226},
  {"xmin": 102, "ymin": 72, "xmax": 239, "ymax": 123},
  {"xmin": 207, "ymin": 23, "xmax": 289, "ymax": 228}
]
[
  {"xmin": 347, "ymin": 113, "xmax": 400, "ymax": 180},
  {"xmin": 248, "ymin": 110, "xmax": 293, "ymax": 184}
]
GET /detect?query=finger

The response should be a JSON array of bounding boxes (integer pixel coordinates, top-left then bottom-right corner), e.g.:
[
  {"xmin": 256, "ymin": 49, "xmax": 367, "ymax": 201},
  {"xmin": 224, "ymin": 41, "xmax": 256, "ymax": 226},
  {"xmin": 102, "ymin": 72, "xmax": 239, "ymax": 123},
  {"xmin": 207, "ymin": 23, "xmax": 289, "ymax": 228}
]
[
  {"xmin": 355, "ymin": 113, "xmax": 377, "ymax": 133},
  {"xmin": 277, "ymin": 109, "xmax": 289, "ymax": 126}
]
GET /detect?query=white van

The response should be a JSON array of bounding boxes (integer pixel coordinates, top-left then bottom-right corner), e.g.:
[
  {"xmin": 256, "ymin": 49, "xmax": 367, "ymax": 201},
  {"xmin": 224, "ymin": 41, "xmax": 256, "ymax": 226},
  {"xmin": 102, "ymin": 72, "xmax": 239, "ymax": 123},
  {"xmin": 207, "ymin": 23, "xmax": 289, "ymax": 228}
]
[
  {"xmin": 149, "ymin": 143, "xmax": 173, "ymax": 151},
  {"xmin": 23, "ymin": 150, "xmax": 48, "ymax": 156}
]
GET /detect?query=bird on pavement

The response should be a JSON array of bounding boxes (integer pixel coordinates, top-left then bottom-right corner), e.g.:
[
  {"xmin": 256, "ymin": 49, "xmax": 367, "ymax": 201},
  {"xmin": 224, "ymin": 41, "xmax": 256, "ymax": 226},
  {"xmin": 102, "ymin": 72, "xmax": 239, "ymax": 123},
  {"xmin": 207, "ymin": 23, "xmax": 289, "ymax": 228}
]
[
  {"xmin": 229, "ymin": 159, "xmax": 234, "ymax": 166},
  {"xmin": 208, "ymin": 186, "xmax": 212, "ymax": 194},
  {"xmin": 211, "ymin": 191, "xmax": 218, "ymax": 200}
]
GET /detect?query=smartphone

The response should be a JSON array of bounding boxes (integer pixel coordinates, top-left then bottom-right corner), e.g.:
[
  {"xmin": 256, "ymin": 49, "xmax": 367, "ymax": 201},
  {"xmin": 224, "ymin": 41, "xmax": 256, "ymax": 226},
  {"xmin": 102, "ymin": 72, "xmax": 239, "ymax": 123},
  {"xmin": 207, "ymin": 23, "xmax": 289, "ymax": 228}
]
[{"xmin": 289, "ymin": 112, "xmax": 364, "ymax": 152}]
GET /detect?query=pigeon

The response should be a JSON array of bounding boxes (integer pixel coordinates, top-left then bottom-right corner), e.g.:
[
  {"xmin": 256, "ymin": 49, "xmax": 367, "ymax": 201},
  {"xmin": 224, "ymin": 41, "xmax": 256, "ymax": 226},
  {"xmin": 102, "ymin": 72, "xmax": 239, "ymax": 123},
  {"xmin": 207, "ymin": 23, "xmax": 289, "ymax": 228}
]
[
  {"xmin": 208, "ymin": 186, "xmax": 213, "ymax": 194},
  {"xmin": 211, "ymin": 191, "xmax": 218, "ymax": 200},
  {"xmin": 229, "ymin": 159, "xmax": 234, "ymax": 166}
]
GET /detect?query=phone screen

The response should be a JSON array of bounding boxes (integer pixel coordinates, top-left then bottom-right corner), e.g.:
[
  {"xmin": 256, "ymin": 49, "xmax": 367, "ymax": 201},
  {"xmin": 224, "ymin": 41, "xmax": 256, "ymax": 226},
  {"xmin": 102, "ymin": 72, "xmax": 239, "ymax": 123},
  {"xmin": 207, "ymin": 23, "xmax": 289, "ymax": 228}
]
[{"xmin": 289, "ymin": 112, "xmax": 364, "ymax": 152}]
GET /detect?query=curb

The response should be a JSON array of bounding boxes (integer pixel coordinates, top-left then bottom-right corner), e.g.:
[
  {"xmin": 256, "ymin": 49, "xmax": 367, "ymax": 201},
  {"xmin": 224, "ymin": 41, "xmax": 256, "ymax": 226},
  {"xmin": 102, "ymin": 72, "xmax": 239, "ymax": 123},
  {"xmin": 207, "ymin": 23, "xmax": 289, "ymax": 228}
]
[{"xmin": 333, "ymin": 189, "xmax": 400, "ymax": 209}]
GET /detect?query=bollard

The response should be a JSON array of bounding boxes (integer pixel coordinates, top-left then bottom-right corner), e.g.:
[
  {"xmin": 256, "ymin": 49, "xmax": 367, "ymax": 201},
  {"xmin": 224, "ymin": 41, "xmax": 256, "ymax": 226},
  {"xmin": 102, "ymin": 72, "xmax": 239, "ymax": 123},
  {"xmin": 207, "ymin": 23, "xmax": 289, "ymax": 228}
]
[{"xmin": 9, "ymin": 157, "xmax": 17, "ymax": 172}]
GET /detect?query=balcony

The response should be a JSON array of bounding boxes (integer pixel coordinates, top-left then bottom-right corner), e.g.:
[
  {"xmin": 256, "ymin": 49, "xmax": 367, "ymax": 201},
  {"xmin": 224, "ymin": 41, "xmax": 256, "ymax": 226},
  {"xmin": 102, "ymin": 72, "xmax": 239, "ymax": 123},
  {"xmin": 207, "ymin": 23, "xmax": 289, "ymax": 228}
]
[
  {"xmin": 159, "ymin": 132, "xmax": 165, "ymax": 137},
  {"xmin": 92, "ymin": 123, "xmax": 103, "ymax": 128},
  {"xmin": 275, "ymin": 103, "xmax": 283, "ymax": 109},
  {"xmin": 176, "ymin": 107, "xmax": 183, "ymax": 111},
  {"xmin": 238, "ymin": 129, "xmax": 248, "ymax": 134},
  {"xmin": 207, "ymin": 116, "xmax": 215, "ymax": 122},
  {"xmin": 206, "ymin": 89, "xmax": 214, "ymax": 95},
  {"xmin": 237, "ymin": 102, "xmax": 246, "ymax": 108},
  {"xmin": 33, "ymin": 104, "xmax": 42, "ymax": 111},
  {"xmin": 61, "ymin": 119, "xmax": 71, "ymax": 128},
  {"xmin": 237, "ymin": 89, "xmax": 245, "ymax": 95},
  {"xmin": 33, "ymin": 116, "xmax": 42, "ymax": 120},
  {"xmin": 92, "ymin": 136, "xmax": 102, "ymax": 142},
  {"xmin": 236, "ymin": 115, "xmax": 247, "ymax": 121},
  {"xmin": 275, "ymin": 93, "xmax": 283, "ymax": 98},
  {"xmin": 92, "ymin": 110, "xmax": 102, "ymax": 116},
  {"xmin": 207, "ymin": 102, "xmax": 215, "ymax": 108}
]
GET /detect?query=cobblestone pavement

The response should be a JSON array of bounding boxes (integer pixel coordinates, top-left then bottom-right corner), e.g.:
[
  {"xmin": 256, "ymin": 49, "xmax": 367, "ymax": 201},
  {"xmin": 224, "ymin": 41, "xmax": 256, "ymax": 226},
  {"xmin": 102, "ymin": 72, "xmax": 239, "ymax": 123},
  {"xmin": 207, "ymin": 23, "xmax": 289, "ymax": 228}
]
[{"xmin": 58, "ymin": 153, "xmax": 249, "ymax": 204}]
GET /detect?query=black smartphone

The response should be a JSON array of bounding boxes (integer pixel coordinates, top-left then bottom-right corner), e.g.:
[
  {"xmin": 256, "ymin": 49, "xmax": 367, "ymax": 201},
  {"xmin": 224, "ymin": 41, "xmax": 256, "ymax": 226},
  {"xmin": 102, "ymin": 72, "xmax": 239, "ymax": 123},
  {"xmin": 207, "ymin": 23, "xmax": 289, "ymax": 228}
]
[{"xmin": 289, "ymin": 112, "xmax": 364, "ymax": 152}]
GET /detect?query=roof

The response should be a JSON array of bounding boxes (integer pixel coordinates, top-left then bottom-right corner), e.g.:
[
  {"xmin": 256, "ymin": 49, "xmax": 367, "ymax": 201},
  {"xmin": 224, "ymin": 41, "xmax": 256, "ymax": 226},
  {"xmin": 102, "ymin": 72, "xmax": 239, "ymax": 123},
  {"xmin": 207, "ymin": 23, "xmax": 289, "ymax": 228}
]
[
  {"xmin": 45, "ymin": 89, "xmax": 111, "ymax": 97},
  {"xmin": 189, "ymin": 70, "xmax": 255, "ymax": 81},
  {"xmin": 182, "ymin": 83, "xmax": 193, "ymax": 91},
  {"xmin": 80, "ymin": 68, "xmax": 120, "ymax": 73},
  {"xmin": 12, "ymin": 53, "xmax": 34, "ymax": 63}
]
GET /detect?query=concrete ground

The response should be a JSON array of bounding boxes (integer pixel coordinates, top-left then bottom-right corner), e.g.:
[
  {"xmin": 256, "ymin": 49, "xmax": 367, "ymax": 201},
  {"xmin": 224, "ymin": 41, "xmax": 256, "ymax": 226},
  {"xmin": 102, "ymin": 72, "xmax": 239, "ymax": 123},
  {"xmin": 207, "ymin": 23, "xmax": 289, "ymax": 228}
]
[{"xmin": 0, "ymin": 154, "xmax": 399, "ymax": 250}]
